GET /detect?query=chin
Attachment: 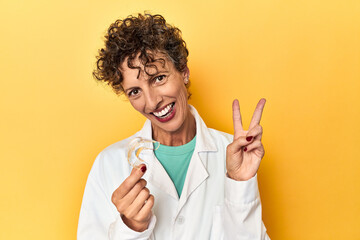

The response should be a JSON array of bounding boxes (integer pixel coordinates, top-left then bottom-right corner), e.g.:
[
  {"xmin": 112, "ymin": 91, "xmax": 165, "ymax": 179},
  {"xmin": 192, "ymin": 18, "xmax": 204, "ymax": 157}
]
[{"xmin": 152, "ymin": 117, "xmax": 185, "ymax": 134}]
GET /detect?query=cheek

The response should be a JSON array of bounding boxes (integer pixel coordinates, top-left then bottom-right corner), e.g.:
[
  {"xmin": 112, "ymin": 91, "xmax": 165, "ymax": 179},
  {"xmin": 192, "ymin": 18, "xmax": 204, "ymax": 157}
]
[
  {"xmin": 178, "ymin": 85, "xmax": 188, "ymax": 102},
  {"xmin": 160, "ymin": 82, "xmax": 185, "ymax": 98},
  {"xmin": 130, "ymin": 100, "xmax": 145, "ymax": 113},
  {"xmin": 165, "ymin": 84, "xmax": 187, "ymax": 103},
  {"xmin": 175, "ymin": 86, "xmax": 189, "ymax": 113}
]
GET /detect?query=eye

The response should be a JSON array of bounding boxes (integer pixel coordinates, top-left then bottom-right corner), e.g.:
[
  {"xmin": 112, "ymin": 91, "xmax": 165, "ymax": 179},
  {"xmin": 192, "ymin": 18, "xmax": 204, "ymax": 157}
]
[
  {"xmin": 154, "ymin": 75, "xmax": 166, "ymax": 83},
  {"xmin": 128, "ymin": 88, "xmax": 140, "ymax": 97}
]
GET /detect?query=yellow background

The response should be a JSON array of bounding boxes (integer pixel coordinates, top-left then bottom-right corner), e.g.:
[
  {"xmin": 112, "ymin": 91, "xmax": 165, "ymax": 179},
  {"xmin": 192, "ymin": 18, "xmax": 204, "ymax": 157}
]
[{"xmin": 1, "ymin": 0, "xmax": 359, "ymax": 239}]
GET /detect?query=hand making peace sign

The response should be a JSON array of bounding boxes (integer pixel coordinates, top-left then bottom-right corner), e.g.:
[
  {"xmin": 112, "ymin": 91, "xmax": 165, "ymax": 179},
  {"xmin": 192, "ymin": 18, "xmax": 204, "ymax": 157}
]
[{"xmin": 226, "ymin": 98, "xmax": 266, "ymax": 181}]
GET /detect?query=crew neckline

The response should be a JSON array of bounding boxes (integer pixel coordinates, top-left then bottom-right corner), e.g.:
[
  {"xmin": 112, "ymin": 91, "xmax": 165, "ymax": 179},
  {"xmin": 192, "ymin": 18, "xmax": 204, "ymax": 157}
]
[{"xmin": 154, "ymin": 136, "xmax": 196, "ymax": 155}]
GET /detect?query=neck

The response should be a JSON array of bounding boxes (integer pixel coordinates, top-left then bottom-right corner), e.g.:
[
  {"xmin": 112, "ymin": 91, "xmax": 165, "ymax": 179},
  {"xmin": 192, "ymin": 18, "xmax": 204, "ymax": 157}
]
[{"xmin": 152, "ymin": 108, "xmax": 196, "ymax": 146}]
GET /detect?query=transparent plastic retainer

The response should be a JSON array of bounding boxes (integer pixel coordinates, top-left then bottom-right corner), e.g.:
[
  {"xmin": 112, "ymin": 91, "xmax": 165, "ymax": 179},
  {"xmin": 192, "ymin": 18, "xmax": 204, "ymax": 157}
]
[{"xmin": 127, "ymin": 137, "xmax": 159, "ymax": 168}]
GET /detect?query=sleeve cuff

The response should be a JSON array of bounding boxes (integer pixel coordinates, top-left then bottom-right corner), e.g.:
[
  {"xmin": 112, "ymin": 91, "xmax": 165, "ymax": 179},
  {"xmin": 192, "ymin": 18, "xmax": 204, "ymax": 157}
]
[
  {"xmin": 225, "ymin": 173, "xmax": 260, "ymax": 205},
  {"xmin": 109, "ymin": 213, "xmax": 156, "ymax": 240}
]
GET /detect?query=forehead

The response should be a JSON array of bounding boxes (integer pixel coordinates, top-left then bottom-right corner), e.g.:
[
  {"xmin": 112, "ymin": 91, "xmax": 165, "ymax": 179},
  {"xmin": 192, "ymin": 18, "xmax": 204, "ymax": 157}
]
[{"xmin": 120, "ymin": 52, "xmax": 174, "ymax": 81}]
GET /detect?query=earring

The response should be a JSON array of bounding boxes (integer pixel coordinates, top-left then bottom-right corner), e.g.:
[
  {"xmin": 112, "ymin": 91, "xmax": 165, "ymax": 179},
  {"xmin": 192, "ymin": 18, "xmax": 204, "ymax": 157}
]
[{"xmin": 184, "ymin": 78, "xmax": 189, "ymax": 85}]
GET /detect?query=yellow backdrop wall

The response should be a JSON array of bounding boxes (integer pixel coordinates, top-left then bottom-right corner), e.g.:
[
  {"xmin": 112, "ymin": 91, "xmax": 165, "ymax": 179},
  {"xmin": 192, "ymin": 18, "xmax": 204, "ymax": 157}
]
[{"xmin": 1, "ymin": 0, "xmax": 359, "ymax": 239}]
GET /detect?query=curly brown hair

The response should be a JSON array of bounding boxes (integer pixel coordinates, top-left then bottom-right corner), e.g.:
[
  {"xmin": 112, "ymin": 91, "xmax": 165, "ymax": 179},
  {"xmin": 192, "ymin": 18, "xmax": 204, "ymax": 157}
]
[{"xmin": 93, "ymin": 13, "xmax": 189, "ymax": 95}]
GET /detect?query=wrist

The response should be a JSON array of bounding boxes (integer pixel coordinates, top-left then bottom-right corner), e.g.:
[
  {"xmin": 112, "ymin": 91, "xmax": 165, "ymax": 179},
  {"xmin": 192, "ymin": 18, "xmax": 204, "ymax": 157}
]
[
  {"xmin": 121, "ymin": 215, "xmax": 150, "ymax": 232},
  {"xmin": 227, "ymin": 171, "xmax": 253, "ymax": 181}
]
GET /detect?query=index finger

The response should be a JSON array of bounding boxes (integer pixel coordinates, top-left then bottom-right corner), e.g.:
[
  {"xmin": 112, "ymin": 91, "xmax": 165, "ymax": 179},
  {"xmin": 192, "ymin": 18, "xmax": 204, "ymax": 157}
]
[
  {"xmin": 232, "ymin": 99, "xmax": 243, "ymax": 139},
  {"xmin": 249, "ymin": 98, "xmax": 266, "ymax": 129},
  {"xmin": 117, "ymin": 164, "xmax": 147, "ymax": 199}
]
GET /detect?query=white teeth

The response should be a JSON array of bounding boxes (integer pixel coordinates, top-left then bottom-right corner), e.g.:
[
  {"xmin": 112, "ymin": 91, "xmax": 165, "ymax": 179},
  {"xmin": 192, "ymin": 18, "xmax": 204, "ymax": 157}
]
[{"xmin": 153, "ymin": 103, "xmax": 174, "ymax": 117}]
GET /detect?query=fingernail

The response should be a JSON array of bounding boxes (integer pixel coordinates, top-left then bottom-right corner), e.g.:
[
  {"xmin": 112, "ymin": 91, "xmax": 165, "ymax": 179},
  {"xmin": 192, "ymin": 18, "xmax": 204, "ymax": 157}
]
[
  {"xmin": 244, "ymin": 147, "xmax": 247, "ymax": 152},
  {"xmin": 246, "ymin": 136, "xmax": 253, "ymax": 142},
  {"xmin": 141, "ymin": 165, "xmax": 147, "ymax": 173}
]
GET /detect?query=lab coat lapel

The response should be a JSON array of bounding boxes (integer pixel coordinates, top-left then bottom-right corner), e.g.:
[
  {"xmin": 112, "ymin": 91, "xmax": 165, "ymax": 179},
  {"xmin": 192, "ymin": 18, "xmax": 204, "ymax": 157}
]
[
  {"xmin": 147, "ymin": 151, "xmax": 179, "ymax": 199},
  {"xmin": 177, "ymin": 106, "xmax": 218, "ymax": 213},
  {"xmin": 136, "ymin": 119, "xmax": 179, "ymax": 200}
]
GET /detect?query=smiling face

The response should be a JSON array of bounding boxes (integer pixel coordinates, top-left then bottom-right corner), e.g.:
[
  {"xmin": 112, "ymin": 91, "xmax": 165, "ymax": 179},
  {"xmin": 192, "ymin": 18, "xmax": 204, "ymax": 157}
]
[{"xmin": 121, "ymin": 52, "xmax": 194, "ymax": 142}]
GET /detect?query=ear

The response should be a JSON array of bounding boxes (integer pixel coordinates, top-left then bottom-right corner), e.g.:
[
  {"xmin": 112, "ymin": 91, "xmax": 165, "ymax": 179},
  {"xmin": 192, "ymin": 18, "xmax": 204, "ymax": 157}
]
[{"xmin": 182, "ymin": 66, "xmax": 190, "ymax": 83}]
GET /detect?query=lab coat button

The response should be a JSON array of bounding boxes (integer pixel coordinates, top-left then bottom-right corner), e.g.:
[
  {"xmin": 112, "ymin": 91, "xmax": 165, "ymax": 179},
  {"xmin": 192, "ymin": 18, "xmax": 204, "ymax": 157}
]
[{"xmin": 177, "ymin": 216, "xmax": 185, "ymax": 224}]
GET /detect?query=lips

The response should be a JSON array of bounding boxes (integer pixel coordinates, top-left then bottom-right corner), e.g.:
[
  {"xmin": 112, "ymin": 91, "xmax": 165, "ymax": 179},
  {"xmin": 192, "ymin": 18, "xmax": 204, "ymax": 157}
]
[{"xmin": 152, "ymin": 102, "xmax": 176, "ymax": 123}]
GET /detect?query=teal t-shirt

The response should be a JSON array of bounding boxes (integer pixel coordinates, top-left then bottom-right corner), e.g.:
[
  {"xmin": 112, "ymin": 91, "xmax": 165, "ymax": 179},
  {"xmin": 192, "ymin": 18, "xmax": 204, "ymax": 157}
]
[{"xmin": 153, "ymin": 136, "xmax": 196, "ymax": 197}]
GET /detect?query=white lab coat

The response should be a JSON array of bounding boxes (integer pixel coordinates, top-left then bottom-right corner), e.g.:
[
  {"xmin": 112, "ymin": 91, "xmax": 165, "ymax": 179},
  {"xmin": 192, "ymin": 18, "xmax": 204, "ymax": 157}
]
[{"xmin": 78, "ymin": 105, "xmax": 270, "ymax": 240}]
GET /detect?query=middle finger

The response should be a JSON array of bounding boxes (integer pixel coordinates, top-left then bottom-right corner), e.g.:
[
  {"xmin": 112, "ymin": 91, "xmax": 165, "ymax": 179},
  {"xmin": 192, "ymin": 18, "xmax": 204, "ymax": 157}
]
[{"xmin": 249, "ymin": 98, "xmax": 266, "ymax": 130}]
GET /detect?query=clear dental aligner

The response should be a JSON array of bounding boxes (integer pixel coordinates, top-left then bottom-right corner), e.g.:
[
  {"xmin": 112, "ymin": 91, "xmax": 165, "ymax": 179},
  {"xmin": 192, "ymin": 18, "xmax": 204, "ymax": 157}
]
[{"xmin": 127, "ymin": 137, "xmax": 159, "ymax": 168}]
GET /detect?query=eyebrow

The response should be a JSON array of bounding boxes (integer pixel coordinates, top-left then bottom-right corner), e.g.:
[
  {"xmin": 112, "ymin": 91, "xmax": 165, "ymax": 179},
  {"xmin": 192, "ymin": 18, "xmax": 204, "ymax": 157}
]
[{"xmin": 152, "ymin": 70, "xmax": 169, "ymax": 75}]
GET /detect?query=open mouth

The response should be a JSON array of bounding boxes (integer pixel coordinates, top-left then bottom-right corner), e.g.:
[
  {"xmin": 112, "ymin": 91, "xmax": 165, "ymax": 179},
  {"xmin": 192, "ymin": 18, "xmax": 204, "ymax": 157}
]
[{"xmin": 152, "ymin": 102, "xmax": 175, "ymax": 119}]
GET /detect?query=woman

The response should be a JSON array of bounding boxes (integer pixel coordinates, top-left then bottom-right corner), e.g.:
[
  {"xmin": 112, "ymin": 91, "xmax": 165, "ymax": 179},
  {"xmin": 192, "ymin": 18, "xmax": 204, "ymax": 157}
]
[{"xmin": 78, "ymin": 13, "xmax": 270, "ymax": 239}]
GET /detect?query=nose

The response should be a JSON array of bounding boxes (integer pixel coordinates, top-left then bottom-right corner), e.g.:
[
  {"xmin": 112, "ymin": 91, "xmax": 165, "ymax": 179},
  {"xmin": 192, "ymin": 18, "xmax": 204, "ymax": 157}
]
[{"xmin": 144, "ymin": 88, "xmax": 162, "ymax": 112}]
